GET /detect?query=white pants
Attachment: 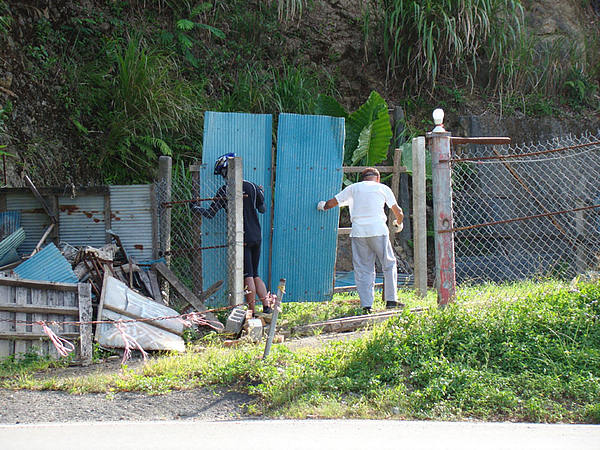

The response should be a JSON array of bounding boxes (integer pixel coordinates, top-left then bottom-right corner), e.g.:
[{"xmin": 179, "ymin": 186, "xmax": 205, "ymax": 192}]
[{"xmin": 351, "ymin": 235, "xmax": 398, "ymax": 308}]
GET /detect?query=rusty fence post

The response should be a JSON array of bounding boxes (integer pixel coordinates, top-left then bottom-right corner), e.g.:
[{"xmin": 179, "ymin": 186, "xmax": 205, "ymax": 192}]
[{"xmin": 428, "ymin": 109, "xmax": 456, "ymax": 307}]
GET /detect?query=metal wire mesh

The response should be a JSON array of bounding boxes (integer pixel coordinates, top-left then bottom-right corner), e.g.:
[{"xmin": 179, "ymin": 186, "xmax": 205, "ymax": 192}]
[
  {"xmin": 451, "ymin": 132, "xmax": 600, "ymax": 290},
  {"xmin": 156, "ymin": 169, "xmax": 233, "ymax": 311}
]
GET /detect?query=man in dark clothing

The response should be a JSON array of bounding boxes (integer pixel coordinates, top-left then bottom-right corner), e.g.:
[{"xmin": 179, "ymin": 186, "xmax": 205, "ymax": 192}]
[{"xmin": 191, "ymin": 153, "xmax": 272, "ymax": 315}]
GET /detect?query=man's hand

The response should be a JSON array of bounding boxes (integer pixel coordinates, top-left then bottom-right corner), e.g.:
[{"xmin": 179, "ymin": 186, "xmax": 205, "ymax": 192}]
[
  {"xmin": 317, "ymin": 201, "xmax": 326, "ymax": 211},
  {"xmin": 393, "ymin": 219, "xmax": 404, "ymax": 233}
]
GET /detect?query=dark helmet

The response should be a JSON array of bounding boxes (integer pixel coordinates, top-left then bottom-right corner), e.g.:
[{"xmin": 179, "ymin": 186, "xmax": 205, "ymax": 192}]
[{"xmin": 214, "ymin": 152, "xmax": 236, "ymax": 177}]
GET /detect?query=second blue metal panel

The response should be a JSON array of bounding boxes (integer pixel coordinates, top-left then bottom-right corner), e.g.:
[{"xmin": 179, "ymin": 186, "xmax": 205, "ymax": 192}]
[{"xmin": 271, "ymin": 113, "xmax": 345, "ymax": 302}]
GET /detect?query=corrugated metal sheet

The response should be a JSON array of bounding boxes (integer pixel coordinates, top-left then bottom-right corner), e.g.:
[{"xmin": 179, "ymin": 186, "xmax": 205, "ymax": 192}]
[
  {"xmin": 110, "ymin": 185, "xmax": 155, "ymax": 261},
  {"xmin": 2, "ymin": 186, "xmax": 155, "ymax": 261},
  {"xmin": 201, "ymin": 111, "xmax": 273, "ymax": 305},
  {"xmin": 0, "ymin": 210, "xmax": 20, "ymax": 239},
  {"xmin": 5, "ymin": 193, "xmax": 51, "ymax": 255},
  {"xmin": 0, "ymin": 227, "xmax": 25, "ymax": 265},
  {"xmin": 14, "ymin": 242, "xmax": 78, "ymax": 283},
  {"xmin": 271, "ymin": 113, "xmax": 345, "ymax": 302},
  {"xmin": 58, "ymin": 194, "xmax": 107, "ymax": 248}
]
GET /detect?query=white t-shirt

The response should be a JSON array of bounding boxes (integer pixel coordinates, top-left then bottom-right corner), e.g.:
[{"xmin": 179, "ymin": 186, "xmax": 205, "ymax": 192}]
[{"xmin": 335, "ymin": 181, "xmax": 398, "ymax": 237}]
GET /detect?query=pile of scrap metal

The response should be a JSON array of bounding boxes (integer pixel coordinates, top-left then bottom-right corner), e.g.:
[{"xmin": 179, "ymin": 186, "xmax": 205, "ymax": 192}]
[{"xmin": 0, "ymin": 227, "xmax": 223, "ymax": 357}]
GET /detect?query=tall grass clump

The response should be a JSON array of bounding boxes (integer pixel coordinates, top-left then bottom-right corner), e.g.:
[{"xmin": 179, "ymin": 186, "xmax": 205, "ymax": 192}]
[
  {"xmin": 73, "ymin": 36, "xmax": 205, "ymax": 183},
  {"xmin": 252, "ymin": 282, "xmax": 600, "ymax": 422},
  {"xmin": 377, "ymin": 0, "xmax": 524, "ymax": 90}
]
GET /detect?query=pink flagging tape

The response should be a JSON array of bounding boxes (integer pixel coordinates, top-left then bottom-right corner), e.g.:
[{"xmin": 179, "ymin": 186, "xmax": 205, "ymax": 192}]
[
  {"xmin": 37, "ymin": 321, "xmax": 75, "ymax": 357},
  {"xmin": 115, "ymin": 320, "xmax": 148, "ymax": 365}
]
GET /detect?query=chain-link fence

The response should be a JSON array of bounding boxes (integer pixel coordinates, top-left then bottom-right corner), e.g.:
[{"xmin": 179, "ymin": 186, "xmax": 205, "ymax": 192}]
[
  {"xmin": 451, "ymin": 132, "xmax": 600, "ymax": 292},
  {"xmin": 156, "ymin": 167, "xmax": 238, "ymax": 311}
]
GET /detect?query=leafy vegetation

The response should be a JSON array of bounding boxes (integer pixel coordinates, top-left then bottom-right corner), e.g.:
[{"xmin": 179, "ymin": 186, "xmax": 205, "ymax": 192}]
[
  {"xmin": 316, "ymin": 91, "xmax": 393, "ymax": 166},
  {"xmin": 2, "ymin": 281, "xmax": 599, "ymax": 423},
  {"xmin": 1, "ymin": 0, "xmax": 598, "ymax": 183}
]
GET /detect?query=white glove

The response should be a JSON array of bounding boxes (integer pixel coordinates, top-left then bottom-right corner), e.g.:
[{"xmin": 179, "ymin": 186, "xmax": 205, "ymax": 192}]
[
  {"xmin": 393, "ymin": 219, "xmax": 404, "ymax": 233},
  {"xmin": 317, "ymin": 201, "xmax": 326, "ymax": 211}
]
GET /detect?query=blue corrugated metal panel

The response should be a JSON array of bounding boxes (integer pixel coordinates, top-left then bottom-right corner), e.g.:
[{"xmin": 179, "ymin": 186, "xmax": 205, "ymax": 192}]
[
  {"xmin": 271, "ymin": 113, "xmax": 345, "ymax": 302},
  {"xmin": 0, "ymin": 210, "xmax": 20, "ymax": 239},
  {"xmin": 58, "ymin": 194, "xmax": 106, "ymax": 248},
  {"xmin": 5, "ymin": 194, "xmax": 50, "ymax": 255},
  {"xmin": 110, "ymin": 185, "xmax": 154, "ymax": 261},
  {"xmin": 201, "ymin": 111, "xmax": 273, "ymax": 305},
  {"xmin": 14, "ymin": 242, "xmax": 78, "ymax": 283},
  {"xmin": 0, "ymin": 227, "xmax": 25, "ymax": 265}
]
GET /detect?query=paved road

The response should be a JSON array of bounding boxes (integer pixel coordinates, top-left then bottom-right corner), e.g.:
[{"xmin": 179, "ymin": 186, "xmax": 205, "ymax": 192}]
[{"xmin": 2, "ymin": 419, "xmax": 599, "ymax": 450}]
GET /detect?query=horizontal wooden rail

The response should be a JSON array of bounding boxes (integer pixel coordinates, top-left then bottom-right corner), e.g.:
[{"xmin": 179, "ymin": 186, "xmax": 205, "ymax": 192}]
[
  {"xmin": 334, "ymin": 282, "xmax": 384, "ymax": 293},
  {"xmin": 0, "ymin": 332, "xmax": 79, "ymax": 339},
  {"xmin": 0, "ymin": 277, "xmax": 78, "ymax": 291},
  {"xmin": 450, "ymin": 137, "xmax": 511, "ymax": 145},
  {"xmin": 342, "ymin": 165, "xmax": 407, "ymax": 173},
  {"xmin": 0, "ymin": 304, "xmax": 80, "ymax": 315}
]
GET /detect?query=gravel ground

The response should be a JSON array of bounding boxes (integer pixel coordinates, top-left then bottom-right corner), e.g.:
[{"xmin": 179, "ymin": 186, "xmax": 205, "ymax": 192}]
[
  {"xmin": 0, "ymin": 387, "xmax": 254, "ymax": 424},
  {"xmin": 0, "ymin": 358, "xmax": 254, "ymax": 425},
  {"xmin": 0, "ymin": 331, "xmax": 367, "ymax": 425}
]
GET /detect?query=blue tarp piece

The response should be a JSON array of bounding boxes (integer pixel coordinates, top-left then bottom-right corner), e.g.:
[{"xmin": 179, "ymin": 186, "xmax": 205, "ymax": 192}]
[
  {"xmin": 271, "ymin": 113, "xmax": 345, "ymax": 302},
  {"xmin": 137, "ymin": 258, "xmax": 167, "ymax": 272},
  {"xmin": 14, "ymin": 242, "xmax": 78, "ymax": 284}
]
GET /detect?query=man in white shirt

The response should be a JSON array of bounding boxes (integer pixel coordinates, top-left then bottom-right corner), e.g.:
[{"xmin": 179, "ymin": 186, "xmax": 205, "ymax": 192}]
[{"xmin": 317, "ymin": 167, "xmax": 404, "ymax": 314}]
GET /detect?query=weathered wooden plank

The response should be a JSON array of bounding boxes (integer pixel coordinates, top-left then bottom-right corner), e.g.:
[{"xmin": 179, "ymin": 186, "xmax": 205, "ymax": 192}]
[
  {"xmin": 94, "ymin": 272, "xmax": 110, "ymax": 342},
  {"xmin": 0, "ymin": 284, "xmax": 12, "ymax": 356},
  {"xmin": 62, "ymin": 290, "xmax": 77, "ymax": 342},
  {"xmin": 153, "ymin": 262, "xmax": 223, "ymax": 330},
  {"xmin": 134, "ymin": 267, "xmax": 155, "ymax": 298},
  {"xmin": 0, "ymin": 277, "xmax": 78, "ymax": 292},
  {"xmin": 78, "ymin": 283, "xmax": 92, "ymax": 366},
  {"xmin": 30, "ymin": 288, "xmax": 47, "ymax": 355},
  {"xmin": 14, "ymin": 286, "xmax": 28, "ymax": 354},
  {"xmin": 0, "ymin": 332, "xmax": 79, "ymax": 339},
  {"xmin": 148, "ymin": 268, "xmax": 163, "ymax": 304},
  {"xmin": 333, "ymin": 283, "xmax": 384, "ymax": 294},
  {"xmin": 46, "ymin": 288, "xmax": 62, "ymax": 358},
  {"xmin": 0, "ymin": 304, "xmax": 80, "ymax": 315},
  {"xmin": 292, "ymin": 309, "xmax": 405, "ymax": 336},
  {"xmin": 342, "ymin": 165, "xmax": 407, "ymax": 173}
]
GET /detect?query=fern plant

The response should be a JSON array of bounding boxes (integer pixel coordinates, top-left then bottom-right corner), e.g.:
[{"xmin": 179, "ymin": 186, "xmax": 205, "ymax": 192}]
[{"xmin": 159, "ymin": 3, "xmax": 225, "ymax": 68}]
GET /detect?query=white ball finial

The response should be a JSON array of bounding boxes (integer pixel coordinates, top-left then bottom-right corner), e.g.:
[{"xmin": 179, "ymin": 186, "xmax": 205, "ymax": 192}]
[{"xmin": 432, "ymin": 108, "xmax": 445, "ymax": 132}]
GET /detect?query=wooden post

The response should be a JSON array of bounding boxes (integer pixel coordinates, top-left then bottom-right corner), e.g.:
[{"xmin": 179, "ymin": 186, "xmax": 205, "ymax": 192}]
[
  {"xmin": 263, "ymin": 278, "xmax": 286, "ymax": 359},
  {"xmin": 429, "ymin": 128, "xmax": 456, "ymax": 307},
  {"xmin": 412, "ymin": 136, "xmax": 428, "ymax": 297},
  {"xmin": 393, "ymin": 107, "xmax": 412, "ymax": 250},
  {"xmin": 388, "ymin": 147, "xmax": 403, "ymax": 238},
  {"xmin": 227, "ymin": 156, "xmax": 245, "ymax": 307},
  {"xmin": 189, "ymin": 164, "xmax": 203, "ymax": 294}
]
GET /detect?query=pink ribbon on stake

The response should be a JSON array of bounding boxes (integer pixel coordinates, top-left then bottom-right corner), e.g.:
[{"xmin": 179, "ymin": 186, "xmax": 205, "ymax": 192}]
[
  {"xmin": 115, "ymin": 320, "xmax": 148, "ymax": 364},
  {"xmin": 37, "ymin": 321, "xmax": 75, "ymax": 357}
]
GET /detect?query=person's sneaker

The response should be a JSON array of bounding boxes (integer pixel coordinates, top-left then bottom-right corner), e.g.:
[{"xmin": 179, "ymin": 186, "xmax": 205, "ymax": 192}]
[
  {"xmin": 362, "ymin": 306, "xmax": 372, "ymax": 315},
  {"xmin": 386, "ymin": 301, "xmax": 405, "ymax": 309},
  {"xmin": 262, "ymin": 306, "xmax": 273, "ymax": 314}
]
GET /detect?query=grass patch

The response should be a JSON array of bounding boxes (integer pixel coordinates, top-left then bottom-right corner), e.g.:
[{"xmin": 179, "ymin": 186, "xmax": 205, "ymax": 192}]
[{"xmin": 1, "ymin": 280, "xmax": 599, "ymax": 423}]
